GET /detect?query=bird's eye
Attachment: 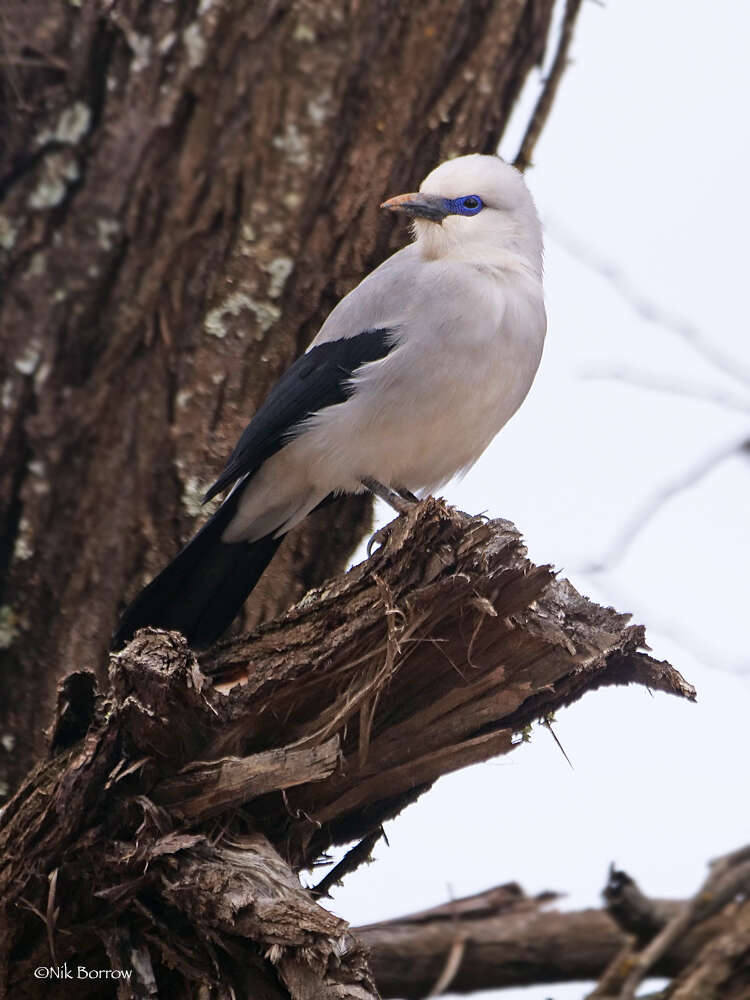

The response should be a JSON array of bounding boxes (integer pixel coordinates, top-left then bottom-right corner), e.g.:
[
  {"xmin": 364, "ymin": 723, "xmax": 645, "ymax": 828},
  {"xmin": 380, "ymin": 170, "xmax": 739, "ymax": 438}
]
[{"xmin": 452, "ymin": 195, "xmax": 483, "ymax": 216}]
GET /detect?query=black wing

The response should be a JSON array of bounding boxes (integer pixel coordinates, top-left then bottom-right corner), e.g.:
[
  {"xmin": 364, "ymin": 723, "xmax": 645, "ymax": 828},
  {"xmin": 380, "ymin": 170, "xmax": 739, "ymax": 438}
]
[{"xmin": 203, "ymin": 327, "xmax": 397, "ymax": 502}]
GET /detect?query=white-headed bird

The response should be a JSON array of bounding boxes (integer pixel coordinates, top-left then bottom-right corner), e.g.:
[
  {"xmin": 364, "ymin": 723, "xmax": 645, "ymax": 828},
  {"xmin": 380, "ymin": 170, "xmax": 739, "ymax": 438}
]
[{"xmin": 114, "ymin": 154, "xmax": 546, "ymax": 648}]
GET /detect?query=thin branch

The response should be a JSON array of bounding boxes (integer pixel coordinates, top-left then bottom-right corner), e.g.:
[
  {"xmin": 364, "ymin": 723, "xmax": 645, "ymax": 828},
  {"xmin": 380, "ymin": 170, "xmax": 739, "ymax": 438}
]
[
  {"xmin": 427, "ymin": 935, "xmax": 467, "ymax": 996},
  {"xmin": 582, "ymin": 366, "xmax": 750, "ymax": 415},
  {"xmin": 541, "ymin": 716, "xmax": 574, "ymax": 769},
  {"xmin": 310, "ymin": 827, "xmax": 385, "ymax": 899},
  {"xmin": 514, "ymin": 0, "xmax": 584, "ymax": 172},
  {"xmin": 583, "ymin": 437, "xmax": 749, "ymax": 573},
  {"xmin": 45, "ymin": 868, "xmax": 59, "ymax": 968},
  {"xmin": 546, "ymin": 217, "xmax": 750, "ymax": 390}
]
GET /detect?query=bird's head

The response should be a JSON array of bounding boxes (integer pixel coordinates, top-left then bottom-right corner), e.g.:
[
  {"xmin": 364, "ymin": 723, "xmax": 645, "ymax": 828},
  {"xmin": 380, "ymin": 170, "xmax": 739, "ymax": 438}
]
[{"xmin": 381, "ymin": 154, "xmax": 542, "ymax": 275}]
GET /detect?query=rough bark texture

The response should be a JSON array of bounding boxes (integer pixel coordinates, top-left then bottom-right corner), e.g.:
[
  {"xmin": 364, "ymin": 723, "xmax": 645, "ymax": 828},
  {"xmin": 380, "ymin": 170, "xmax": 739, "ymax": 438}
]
[
  {"xmin": 0, "ymin": 501, "xmax": 695, "ymax": 997},
  {"xmin": 590, "ymin": 849, "xmax": 750, "ymax": 1000},
  {"xmin": 664, "ymin": 900, "xmax": 750, "ymax": 1000},
  {"xmin": 356, "ymin": 882, "xmax": 732, "ymax": 998},
  {"xmin": 0, "ymin": 0, "xmax": 560, "ymax": 800}
]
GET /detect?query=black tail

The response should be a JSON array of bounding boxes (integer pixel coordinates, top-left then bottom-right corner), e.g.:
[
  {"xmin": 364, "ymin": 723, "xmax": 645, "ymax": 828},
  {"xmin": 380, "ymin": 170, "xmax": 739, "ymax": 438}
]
[{"xmin": 112, "ymin": 492, "xmax": 283, "ymax": 649}]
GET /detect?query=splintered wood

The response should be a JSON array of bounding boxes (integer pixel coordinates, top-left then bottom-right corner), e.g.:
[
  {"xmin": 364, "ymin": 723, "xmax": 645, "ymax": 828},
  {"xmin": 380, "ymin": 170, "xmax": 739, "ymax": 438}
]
[
  {"xmin": 0, "ymin": 500, "xmax": 694, "ymax": 999},
  {"xmin": 199, "ymin": 498, "xmax": 693, "ymax": 861}
]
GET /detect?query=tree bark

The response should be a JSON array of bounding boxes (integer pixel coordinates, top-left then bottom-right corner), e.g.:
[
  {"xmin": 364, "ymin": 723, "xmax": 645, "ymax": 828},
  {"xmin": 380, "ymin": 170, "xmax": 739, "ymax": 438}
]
[
  {"xmin": 0, "ymin": 0, "xmax": 564, "ymax": 801},
  {"xmin": 356, "ymin": 883, "xmax": 733, "ymax": 998},
  {"xmin": 664, "ymin": 899, "xmax": 750, "ymax": 1000},
  {"xmin": 0, "ymin": 501, "xmax": 694, "ymax": 998},
  {"xmin": 590, "ymin": 850, "xmax": 750, "ymax": 1000}
]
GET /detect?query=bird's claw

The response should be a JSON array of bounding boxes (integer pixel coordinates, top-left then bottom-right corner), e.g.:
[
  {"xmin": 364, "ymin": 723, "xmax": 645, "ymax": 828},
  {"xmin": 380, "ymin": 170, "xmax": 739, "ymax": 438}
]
[{"xmin": 367, "ymin": 524, "xmax": 393, "ymax": 558}]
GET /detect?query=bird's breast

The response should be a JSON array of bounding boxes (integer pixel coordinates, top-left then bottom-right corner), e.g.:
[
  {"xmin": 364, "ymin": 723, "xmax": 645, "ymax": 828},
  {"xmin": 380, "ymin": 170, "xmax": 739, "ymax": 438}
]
[{"xmin": 302, "ymin": 281, "xmax": 543, "ymax": 494}]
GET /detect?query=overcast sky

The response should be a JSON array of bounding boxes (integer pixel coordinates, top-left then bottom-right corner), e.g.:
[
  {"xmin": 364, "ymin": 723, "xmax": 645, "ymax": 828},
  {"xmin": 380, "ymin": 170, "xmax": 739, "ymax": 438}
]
[{"xmin": 324, "ymin": 2, "xmax": 750, "ymax": 997}]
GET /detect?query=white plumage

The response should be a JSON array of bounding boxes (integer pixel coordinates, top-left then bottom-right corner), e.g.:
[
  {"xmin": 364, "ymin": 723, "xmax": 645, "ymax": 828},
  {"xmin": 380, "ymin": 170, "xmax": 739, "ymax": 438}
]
[
  {"xmin": 224, "ymin": 154, "xmax": 546, "ymax": 542},
  {"xmin": 115, "ymin": 153, "xmax": 547, "ymax": 648}
]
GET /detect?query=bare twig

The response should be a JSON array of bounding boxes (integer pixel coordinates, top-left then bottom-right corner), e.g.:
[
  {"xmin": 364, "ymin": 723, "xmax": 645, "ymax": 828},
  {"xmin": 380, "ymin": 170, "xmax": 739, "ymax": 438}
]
[
  {"xmin": 310, "ymin": 827, "xmax": 385, "ymax": 899},
  {"xmin": 582, "ymin": 366, "xmax": 750, "ymax": 415},
  {"xmin": 584, "ymin": 437, "xmax": 749, "ymax": 572},
  {"xmin": 45, "ymin": 868, "xmax": 59, "ymax": 967},
  {"xmin": 541, "ymin": 716, "xmax": 574, "ymax": 769},
  {"xmin": 427, "ymin": 934, "xmax": 467, "ymax": 996},
  {"xmin": 546, "ymin": 216, "xmax": 750, "ymax": 389},
  {"xmin": 514, "ymin": 0, "xmax": 584, "ymax": 173}
]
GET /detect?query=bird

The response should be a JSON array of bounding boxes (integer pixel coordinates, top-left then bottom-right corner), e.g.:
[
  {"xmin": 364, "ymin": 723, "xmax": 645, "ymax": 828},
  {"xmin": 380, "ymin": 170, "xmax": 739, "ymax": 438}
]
[{"xmin": 113, "ymin": 153, "xmax": 546, "ymax": 649}]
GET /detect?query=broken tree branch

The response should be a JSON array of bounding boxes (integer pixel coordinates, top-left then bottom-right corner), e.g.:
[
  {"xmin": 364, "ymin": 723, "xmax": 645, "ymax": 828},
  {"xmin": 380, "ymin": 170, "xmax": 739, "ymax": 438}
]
[
  {"xmin": 356, "ymin": 878, "xmax": 734, "ymax": 998},
  {"xmin": 0, "ymin": 500, "xmax": 694, "ymax": 997},
  {"xmin": 603, "ymin": 866, "xmax": 678, "ymax": 946},
  {"xmin": 359, "ymin": 863, "xmax": 744, "ymax": 999},
  {"xmin": 604, "ymin": 845, "xmax": 750, "ymax": 1000}
]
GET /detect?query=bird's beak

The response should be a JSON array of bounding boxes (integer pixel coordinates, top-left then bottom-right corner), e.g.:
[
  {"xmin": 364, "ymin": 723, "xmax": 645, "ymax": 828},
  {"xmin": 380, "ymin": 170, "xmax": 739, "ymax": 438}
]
[{"xmin": 380, "ymin": 192, "xmax": 450, "ymax": 223}]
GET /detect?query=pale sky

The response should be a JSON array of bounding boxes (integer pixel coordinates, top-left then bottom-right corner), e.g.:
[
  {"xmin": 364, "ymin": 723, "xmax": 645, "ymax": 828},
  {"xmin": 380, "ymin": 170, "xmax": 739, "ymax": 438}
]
[{"xmin": 321, "ymin": 2, "xmax": 750, "ymax": 998}]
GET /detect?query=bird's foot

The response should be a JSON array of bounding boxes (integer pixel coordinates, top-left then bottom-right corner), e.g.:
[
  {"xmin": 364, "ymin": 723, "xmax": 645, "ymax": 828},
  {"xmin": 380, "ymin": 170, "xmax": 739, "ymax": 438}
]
[
  {"xmin": 362, "ymin": 479, "xmax": 420, "ymax": 556},
  {"xmin": 367, "ymin": 523, "xmax": 392, "ymax": 558}
]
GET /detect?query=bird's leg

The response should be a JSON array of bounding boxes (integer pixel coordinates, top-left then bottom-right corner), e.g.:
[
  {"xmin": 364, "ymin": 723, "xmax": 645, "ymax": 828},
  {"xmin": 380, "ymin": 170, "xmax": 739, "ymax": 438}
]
[
  {"xmin": 362, "ymin": 478, "xmax": 420, "ymax": 557},
  {"xmin": 361, "ymin": 477, "xmax": 416, "ymax": 514},
  {"xmin": 394, "ymin": 485, "xmax": 419, "ymax": 504},
  {"xmin": 367, "ymin": 528, "xmax": 389, "ymax": 558}
]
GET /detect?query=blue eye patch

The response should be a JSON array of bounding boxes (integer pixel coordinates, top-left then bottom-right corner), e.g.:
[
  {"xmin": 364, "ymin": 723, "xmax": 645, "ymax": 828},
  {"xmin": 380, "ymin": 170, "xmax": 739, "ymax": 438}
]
[{"xmin": 447, "ymin": 195, "xmax": 484, "ymax": 216}]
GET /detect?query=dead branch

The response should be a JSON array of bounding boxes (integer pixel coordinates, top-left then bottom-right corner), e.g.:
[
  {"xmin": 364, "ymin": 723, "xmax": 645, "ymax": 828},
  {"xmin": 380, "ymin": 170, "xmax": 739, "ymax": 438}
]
[
  {"xmin": 545, "ymin": 216, "xmax": 750, "ymax": 389},
  {"xmin": 0, "ymin": 500, "xmax": 693, "ymax": 997},
  {"xmin": 665, "ymin": 898, "xmax": 750, "ymax": 1000},
  {"xmin": 603, "ymin": 867, "xmax": 678, "ymax": 945},
  {"xmin": 357, "ymin": 880, "xmax": 733, "ymax": 999},
  {"xmin": 594, "ymin": 845, "xmax": 750, "ymax": 1000}
]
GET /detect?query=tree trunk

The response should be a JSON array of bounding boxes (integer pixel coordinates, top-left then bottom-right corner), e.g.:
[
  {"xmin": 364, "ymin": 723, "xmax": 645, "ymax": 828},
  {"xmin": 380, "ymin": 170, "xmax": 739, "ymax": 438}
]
[{"xmin": 0, "ymin": 0, "xmax": 562, "ymax": 801}]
